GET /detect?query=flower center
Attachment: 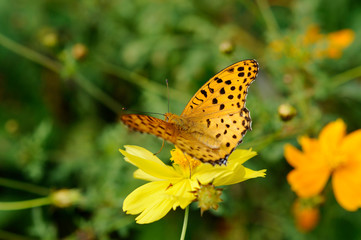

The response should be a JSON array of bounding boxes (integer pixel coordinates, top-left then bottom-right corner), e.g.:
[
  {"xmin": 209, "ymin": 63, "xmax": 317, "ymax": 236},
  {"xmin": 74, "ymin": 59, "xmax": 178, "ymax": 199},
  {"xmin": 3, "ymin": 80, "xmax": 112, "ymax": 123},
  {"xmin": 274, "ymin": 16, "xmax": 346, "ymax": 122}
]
[
  {"xmin": 327, "ymin": 151, "xmax": 348, "ymax": 170},
  {"xmin": 170, "ymin": 147, "xmax": 201, "ymax": 174}
]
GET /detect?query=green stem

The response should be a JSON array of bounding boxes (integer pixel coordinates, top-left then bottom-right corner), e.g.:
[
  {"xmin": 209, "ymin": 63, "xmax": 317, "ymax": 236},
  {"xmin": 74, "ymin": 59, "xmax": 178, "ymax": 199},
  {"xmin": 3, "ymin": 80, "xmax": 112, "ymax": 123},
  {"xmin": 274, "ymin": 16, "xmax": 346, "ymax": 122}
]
[
  {"xmin": 331, "ymin": 64, "xmax": 361, "ymax": 87},
  {"xmin": 0, "ymin": 177, "xmax": 50, "ymax": 196},
  {"xmin": 255, "ymin": 0, "xmax": 280, "ymax": 38},
  {"xmin": 74, "ymin": 73, "xmax": 123, "ymax": 114},
  {"xmin": 0, "ymin": 32, "xmax": 61, "ymax": 72},
  {"xmin": 0, "ymin": 197, "xmax": 52, "ymax": 211},
  {"xmin": 180, "ymin": 206, "xmax": 189, "ymax": 240},
  {"xmin": 96, "ymin": 58, "xmax": 191, "ymax": 104}
]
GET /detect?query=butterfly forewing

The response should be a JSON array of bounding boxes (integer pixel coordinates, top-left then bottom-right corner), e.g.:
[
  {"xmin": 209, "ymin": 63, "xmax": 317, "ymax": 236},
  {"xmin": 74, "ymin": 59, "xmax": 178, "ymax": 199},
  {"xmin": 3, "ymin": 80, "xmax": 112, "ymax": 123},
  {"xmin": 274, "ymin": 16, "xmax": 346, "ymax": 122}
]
[
  {"xmin": 181, "ymin": 59, "xmax": 258, "ymax": 118},
  {"xmin": 121, "ymin": 114, "xmax": 177, "ymax": 143}
]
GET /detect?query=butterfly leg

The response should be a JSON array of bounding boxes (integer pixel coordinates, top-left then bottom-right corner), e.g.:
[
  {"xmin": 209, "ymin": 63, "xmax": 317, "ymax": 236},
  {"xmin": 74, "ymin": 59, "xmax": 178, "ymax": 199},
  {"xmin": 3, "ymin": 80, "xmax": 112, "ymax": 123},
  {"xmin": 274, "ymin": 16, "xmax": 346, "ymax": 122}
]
[
  {"xmin": 153, "ymin": 139, "xmax": 165, "ymax": 155},
  {"xmin": 180, "ymin": 151, "xmax": 193, "ymax": 178}
]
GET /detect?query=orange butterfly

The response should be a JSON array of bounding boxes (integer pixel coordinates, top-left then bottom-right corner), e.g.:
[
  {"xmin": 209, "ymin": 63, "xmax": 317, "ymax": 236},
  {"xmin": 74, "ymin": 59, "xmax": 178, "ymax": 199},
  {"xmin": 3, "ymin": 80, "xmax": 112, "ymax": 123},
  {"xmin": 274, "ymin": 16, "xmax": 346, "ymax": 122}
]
[{"xmin": 121, "ymin": 59, "xmax": 258, "ymax": 165}]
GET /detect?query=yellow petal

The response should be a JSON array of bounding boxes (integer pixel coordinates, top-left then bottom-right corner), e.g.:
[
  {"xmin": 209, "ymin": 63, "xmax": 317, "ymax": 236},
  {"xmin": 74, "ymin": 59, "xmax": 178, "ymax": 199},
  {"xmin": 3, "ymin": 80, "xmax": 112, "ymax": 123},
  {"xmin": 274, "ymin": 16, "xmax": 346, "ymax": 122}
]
[
  {"xmin": 340, "ymin": 129, "xmax": 361, "ymax": 153},
  {"xmin": 166, "ymin": 179, "xmax": 195, "ymax": 209},
  {"xmin": 244, "ymin": 168, "xmax": 267, "ymax": 179},
  {"xmin": 133, "ymin": 169, "xmax": 163, "ymax": 181},
  {"xmin": 285, "ymin": 144, "xmax": 306, "ymax": 167},
  {"xmin": 123, "ymin": 145, "xmax": 164, "ymax": 164},
  {"xmin": 193, "ymin": 164, "xmax": 231, "ymax": 185},
  {"xmin": 135, "ymin": 198, "xmax": 175, "ymax": 224},
  {"xmin": 287, "ymin": 168, "xmax": 330, "ymax": 198},
  {"xmin": 212, "ymin": 163, "xmax": 246, "ymax": 186},
  {"xmin": 123, "ymin": 181, "xmax": 170, "ymax": 215},
  {"xmin": 319, "ymin": 119, "xmax": 346, "ymax": 152},
  {"xmin": 193, "ymin": 149, "xmax": 261, "ymax": 186},
  {"xmin": 298, "ymin": 136, "xmax": 319, "ymax": 154},
  {"xmin": 332, "ymin": 157, "xmax": 361, "ymax": 211},
  {"xmin": 123, "ymin": 179, "xmax": 194, "ymax": 224},
  {"xmin": 120, "ymin": 148, "xmax": 181, "ymax": 180},
  {"xmin": 227, "ymin": 149, "xmax": 257, "ymax": 165}
]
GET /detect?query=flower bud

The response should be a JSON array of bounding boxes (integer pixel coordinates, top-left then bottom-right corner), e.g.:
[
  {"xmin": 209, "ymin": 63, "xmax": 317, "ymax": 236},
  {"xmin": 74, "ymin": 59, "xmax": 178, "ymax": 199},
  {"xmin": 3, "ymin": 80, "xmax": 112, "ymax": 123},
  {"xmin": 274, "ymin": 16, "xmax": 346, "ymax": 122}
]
[
  {"xmin": 278, "ymin": 103, "xmax": 297, "ymax": 121},
  {"xmin": 72, "ymin": 43, "xmax": 88, "ymax": 60},
  {"xmin": 292, "ymin": 196, "xmax": 323, "ymax": 232},
  {"xmin": 51, "ymin": 189, "xmax": 81, "ymax": 208},
  {"xmin": 219, "ymin": 41, "xmax": 234, "ymax": 55},
  {"xmin": 5, "ymin": 119, "xmax": 19, "ymax": 134},
  {"xmin": 192, "ymin": 181, "xmax": 223, "ymax": 215},
  {"xmin": 39, "ymin": 28, "xmax": 58, "ymax": 47}
]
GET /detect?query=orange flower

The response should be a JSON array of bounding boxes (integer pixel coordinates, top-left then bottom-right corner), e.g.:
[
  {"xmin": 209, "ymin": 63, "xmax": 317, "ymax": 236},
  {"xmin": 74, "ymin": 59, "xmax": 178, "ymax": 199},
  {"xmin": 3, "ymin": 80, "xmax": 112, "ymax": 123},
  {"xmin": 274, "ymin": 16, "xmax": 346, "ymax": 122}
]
[
  {"xmin": 326, "ymin": 29, "xmax": 355, "ymax": 58},
  {"xmin": 285, "ymin": 119, "xmax": 361, "ymax": 211},
  {"xmin": 268, "ymin": 24, "xmax": 355, "ymax": 61},
  {"xmin": 302, "ymin": 25, "xmax": 323, "ymax": 45},
  {"xmin": 302, "ymin": 25, "xmax": 355, "ymax": 59}
]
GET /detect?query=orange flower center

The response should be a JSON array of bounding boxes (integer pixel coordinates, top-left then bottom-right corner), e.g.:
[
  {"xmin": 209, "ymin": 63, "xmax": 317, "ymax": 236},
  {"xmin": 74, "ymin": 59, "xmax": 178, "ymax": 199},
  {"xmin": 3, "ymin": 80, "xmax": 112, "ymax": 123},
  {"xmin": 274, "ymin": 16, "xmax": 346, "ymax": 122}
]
[
  {"xmin": 327, "ymin": 151, "xmax": 348, "ymax": 170},
  {"xmin": 170, "ymin": 147, "xmax": 201, "ymax": 174}
]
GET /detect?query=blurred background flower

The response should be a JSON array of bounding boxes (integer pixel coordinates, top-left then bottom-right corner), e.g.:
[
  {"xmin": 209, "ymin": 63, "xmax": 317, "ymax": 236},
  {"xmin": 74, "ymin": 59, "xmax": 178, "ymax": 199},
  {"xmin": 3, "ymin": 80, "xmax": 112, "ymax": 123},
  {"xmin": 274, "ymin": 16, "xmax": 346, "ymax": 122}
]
[
  {"xmin": 286, "ymin": 119, "xmax": 361, "ymax": 231},
  {"xmin": 292, "ymin": 196, "xmax": 324, "ymax": 233}
]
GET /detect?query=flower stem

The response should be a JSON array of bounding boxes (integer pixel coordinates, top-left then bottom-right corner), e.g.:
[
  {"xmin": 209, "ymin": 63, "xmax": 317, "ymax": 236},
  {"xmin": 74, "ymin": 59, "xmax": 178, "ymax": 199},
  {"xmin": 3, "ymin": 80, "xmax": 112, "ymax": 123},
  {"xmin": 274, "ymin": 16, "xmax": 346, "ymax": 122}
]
[
  {"xmin": 255, "ymin": 0, "xmax": 280, "ymax": 38},
  {"xmin": 331, "ymin": 64, "xmax": 361, "ymax": 87},
  {"xmin": 0, "ymin": 32, "xmax": 61, "ymax": 72},
  {"xmin": 180, "ymin": 206, "xmax": 189, "ymax": 240},
  {"xmin": 0, "ymin": 197, "xmax": 52, "ymax": 211},
  {"xmin": 0, "ymin": 177, "xmax": 50, "ymax": 196},
  {"xmin": 0, "ymin": 33, "xmax": 122, "ymax": 114},
  {"xmin": 96, "ymin": 58, "xmax": 191, "ymax": 104}
]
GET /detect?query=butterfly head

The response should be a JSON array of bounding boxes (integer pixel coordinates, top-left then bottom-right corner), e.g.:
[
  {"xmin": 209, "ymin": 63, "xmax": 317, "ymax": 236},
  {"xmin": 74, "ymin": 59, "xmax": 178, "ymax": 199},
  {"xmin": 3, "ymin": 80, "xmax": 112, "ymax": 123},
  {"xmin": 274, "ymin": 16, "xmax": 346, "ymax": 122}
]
[
  {"xmin": 164, "ymin": 113, "xmax": 188, "ymax": 127},
  {"xmin": 164, "ymin": 113, "xmax": 177, "ymax": 122}
]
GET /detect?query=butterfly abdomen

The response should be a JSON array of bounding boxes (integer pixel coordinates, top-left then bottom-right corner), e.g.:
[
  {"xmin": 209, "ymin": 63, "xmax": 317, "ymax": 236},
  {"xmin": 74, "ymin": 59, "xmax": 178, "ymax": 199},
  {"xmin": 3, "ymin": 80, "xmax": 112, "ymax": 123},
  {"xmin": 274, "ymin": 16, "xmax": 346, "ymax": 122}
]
[{"xmin": 121, "ymin": 114, "xmax": 178, "ymax": 143}]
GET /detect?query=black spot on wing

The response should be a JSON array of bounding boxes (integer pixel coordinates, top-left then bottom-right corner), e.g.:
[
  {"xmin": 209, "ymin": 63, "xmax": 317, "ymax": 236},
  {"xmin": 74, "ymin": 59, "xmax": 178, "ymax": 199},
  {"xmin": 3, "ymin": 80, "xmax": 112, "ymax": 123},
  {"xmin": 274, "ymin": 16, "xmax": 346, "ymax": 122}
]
[{"xmin": 201, "ymin": 90, "xmax": 207, "ymax": 98}]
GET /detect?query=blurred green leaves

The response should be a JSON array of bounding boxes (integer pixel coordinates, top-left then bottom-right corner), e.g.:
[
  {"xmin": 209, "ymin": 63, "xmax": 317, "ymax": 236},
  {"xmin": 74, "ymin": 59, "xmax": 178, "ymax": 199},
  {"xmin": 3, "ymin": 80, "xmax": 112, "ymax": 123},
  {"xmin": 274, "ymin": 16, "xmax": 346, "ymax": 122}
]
[{"xmin": 18, "ymin": 121, "xmax": 52, "ymax": 180}]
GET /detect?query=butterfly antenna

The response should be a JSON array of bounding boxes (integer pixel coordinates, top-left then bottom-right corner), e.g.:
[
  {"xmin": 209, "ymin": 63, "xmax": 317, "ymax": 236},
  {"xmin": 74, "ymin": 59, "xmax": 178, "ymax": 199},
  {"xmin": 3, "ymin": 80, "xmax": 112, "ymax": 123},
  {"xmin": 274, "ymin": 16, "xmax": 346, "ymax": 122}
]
[
  {"xmin": 121, "ymin": 108, "xmax": 165, "ymax": 117},
  {"xmin": 166, "ymin": 79, "xmax": 170, "ymax": 113}
]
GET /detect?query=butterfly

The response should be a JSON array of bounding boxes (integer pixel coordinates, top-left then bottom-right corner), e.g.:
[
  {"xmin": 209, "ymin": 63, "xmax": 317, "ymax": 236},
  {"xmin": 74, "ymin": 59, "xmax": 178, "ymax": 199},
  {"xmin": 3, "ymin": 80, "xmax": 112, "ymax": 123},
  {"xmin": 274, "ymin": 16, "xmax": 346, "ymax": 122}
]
[{"xmin": 121, "ymin": 59, "xmax": 259, "ymax": 165}]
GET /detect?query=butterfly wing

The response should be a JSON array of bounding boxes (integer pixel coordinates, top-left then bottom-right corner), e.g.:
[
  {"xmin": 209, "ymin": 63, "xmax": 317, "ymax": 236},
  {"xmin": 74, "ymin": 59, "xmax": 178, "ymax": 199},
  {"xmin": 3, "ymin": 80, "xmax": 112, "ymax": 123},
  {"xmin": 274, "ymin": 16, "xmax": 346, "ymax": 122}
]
[
  {"xmin": 178, "ymin": 59, "xmax": 258, "ymax": 164},
  {"xmin": 121, "ymin": 114, "xmax": 177, "ymax": 143},
  {"xmin": 181, "ymin": 59, "xmax": 258, "ymax": 117}
]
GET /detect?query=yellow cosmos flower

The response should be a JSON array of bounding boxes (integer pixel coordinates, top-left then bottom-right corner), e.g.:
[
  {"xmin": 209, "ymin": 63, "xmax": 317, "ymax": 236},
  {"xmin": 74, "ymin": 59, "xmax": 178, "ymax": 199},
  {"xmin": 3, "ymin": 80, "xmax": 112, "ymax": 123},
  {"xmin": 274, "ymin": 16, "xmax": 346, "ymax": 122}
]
[
  {"xmin": 120, "ymin": 145, "xmax": 266, "ymax": 224},
  {"xmin": 285, "ymin": 119, "xmax": 361, "ymax": 211}
]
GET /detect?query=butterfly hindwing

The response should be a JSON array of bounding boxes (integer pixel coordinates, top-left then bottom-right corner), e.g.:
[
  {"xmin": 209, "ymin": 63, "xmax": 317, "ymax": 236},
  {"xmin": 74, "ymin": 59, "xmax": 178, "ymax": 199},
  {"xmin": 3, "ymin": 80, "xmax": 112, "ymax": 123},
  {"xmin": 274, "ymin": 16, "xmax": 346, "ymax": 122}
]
[{"xmin": 176, "ymin": 107, "xmax": 251, "ymax": 164}]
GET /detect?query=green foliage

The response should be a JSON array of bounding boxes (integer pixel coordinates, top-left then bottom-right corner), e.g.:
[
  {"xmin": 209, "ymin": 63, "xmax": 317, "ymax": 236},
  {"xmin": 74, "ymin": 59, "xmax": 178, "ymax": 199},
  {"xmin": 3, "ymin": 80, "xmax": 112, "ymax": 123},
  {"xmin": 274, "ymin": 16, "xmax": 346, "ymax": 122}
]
[{"xmin": 1, "ymin": 0, "xmax": 361, "ymax": 239}]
